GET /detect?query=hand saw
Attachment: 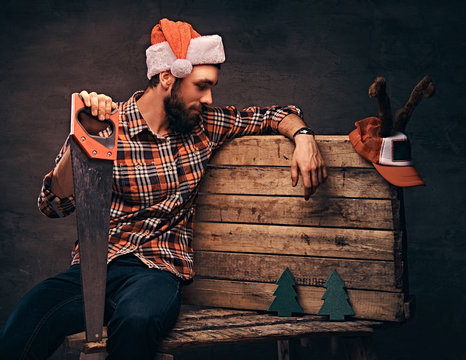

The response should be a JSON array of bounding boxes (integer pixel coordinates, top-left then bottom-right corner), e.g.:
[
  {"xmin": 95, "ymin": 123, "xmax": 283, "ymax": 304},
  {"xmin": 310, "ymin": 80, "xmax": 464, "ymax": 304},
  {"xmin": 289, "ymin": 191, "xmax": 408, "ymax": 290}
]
[{"xmin": 69, "ymin": 93, "xmax": 118, "ymax": 357}]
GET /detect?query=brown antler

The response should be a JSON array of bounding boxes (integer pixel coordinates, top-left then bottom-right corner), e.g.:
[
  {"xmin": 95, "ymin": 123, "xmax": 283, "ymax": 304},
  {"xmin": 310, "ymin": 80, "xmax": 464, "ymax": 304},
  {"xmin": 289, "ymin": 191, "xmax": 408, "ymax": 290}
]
[
  {"xmin": 393, "ymin": 76, "xmax": 435, "ymax": 132},
  {"xmin": 369, "ymin": 76, "xmax": 393, "ymax": 137}
]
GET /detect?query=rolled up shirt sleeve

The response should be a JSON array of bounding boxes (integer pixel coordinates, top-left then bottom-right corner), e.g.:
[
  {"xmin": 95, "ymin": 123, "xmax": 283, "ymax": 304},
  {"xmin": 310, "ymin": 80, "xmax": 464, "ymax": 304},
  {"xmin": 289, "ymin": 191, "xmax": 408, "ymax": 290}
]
[
  {"xmin": 202, "ymin": 104, "xmax": 303, "ymax": 148},
  {"xmin": 37, "ymin": 137, "xmax": 76, "ymax": 218}
]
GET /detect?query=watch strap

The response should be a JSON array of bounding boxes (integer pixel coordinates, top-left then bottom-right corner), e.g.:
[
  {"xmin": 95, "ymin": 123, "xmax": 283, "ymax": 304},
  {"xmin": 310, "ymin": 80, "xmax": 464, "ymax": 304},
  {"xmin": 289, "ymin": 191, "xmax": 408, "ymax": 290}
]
[{"xmin": 292, "ymin": 127, "xmax": 315, "ymax": 138}]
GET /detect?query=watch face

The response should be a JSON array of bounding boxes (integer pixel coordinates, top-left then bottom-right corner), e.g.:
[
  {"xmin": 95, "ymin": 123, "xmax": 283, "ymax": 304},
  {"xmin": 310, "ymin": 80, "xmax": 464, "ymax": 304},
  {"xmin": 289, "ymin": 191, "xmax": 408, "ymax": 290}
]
[{"xmin": 299, "ymin": 129, "xmax": 313, "ymax": 135}]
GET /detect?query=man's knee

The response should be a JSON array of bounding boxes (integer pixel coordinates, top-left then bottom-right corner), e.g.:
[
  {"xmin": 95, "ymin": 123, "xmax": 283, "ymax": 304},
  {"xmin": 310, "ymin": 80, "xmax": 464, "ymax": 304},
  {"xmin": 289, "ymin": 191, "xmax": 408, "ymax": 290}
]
[{"xmin": 108, "ymin": 299, "xmax": 180, "ymax": 340}]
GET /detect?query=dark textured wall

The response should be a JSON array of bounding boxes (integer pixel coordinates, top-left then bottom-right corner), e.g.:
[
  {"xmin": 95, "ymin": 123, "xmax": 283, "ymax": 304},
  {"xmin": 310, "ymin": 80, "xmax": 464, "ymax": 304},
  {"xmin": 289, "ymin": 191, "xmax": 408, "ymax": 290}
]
[{"xmin": 1, "ymin": 1, "xmax": 465, "ymax": 359}]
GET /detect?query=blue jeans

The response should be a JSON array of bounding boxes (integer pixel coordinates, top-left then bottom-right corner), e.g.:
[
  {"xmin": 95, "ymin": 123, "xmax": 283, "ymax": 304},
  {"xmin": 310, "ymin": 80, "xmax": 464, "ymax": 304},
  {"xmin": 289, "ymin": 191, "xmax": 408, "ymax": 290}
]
[{"xmin": 0, "ymin": 253, "xmax": 182, "ymax": 360}]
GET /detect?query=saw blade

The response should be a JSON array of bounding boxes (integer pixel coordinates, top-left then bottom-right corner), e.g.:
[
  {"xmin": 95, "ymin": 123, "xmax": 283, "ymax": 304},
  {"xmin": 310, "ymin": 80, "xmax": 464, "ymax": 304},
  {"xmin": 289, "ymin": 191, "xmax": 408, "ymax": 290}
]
[{"xmin": 71, "ymin": 138, "xmax": 113, "ymax": 343}]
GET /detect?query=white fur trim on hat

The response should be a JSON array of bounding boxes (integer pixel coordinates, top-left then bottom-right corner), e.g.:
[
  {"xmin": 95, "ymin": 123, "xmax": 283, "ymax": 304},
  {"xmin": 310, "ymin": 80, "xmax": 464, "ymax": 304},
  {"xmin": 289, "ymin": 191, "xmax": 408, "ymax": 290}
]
[
  {"xmin": 186, "ymin": 35, "xmax": 225, "ymax": 66},
  {"xmin": 146, "ymin": 34, "xmax": 225, "ymax": 79},
  {"xmin": 146, "ymin": 41, "xmax": 176, "ymax": 79}
]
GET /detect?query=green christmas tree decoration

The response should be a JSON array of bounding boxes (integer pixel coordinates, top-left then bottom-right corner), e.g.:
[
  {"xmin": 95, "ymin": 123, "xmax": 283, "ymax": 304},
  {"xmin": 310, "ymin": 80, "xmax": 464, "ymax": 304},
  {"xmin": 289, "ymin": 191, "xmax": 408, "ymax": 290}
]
[
  {"xmin": 317, "ymin": 269, "xmax": 355, "ymax": 321},
  {"xmin": 268, "ymin": 267, "xmax": 303, "ymax": 317}
]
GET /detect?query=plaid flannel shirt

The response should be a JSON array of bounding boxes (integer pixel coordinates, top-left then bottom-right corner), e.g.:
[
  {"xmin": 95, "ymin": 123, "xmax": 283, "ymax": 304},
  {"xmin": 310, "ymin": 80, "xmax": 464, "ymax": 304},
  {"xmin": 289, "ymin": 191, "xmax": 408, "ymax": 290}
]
[{"xmin": 38, "ymin": 91, "xmax": 302, "ymax": 281}]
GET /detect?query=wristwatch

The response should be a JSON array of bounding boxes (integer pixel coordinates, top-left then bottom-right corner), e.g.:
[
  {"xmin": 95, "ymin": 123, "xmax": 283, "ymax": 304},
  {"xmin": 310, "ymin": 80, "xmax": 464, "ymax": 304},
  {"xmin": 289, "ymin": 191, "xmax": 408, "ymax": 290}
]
[{"xmin": 292, "ymin": 127, "xmax": 315, "ymax": 138}]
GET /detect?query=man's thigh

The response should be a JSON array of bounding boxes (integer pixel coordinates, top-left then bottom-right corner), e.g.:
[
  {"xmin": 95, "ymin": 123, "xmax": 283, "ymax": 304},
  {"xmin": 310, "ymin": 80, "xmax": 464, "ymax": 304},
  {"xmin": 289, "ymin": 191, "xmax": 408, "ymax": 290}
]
[{"xmin": 105, "ymin": 255, "xmax": 182, "ymax": 329}]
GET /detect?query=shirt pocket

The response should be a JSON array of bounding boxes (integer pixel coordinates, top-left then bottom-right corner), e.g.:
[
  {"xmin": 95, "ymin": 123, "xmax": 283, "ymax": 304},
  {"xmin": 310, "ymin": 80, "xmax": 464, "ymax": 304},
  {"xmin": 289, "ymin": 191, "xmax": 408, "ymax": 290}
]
[{"xmin": 113, "ymin": 160, "xmax": 168, "ymax": 207}]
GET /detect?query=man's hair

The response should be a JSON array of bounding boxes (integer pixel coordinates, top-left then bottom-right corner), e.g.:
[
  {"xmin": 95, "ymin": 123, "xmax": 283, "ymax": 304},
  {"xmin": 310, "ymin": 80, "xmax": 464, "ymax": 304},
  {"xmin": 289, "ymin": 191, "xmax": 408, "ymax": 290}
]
[
  {"xmin": 147, "ymin": 64, "xmax": 221, "ymax": 89},
  {"xmin": 147, "ymin": 74, "xmax": 162, "ymax": 89}
]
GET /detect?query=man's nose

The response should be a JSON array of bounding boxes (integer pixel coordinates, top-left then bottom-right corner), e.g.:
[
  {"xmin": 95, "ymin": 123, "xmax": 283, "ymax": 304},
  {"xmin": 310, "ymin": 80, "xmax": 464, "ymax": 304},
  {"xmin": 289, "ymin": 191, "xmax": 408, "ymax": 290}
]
[{"xmin": 200, "ymin": 90, "xmax": 213, "ymax": 105}]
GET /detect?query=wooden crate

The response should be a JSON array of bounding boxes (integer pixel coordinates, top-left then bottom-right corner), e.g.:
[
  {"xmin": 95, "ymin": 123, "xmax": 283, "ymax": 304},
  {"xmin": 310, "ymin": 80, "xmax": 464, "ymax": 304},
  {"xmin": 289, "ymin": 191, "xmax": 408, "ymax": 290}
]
[{"xmin": 183, "ymin": 135, "xmax": 412, "ymax": 322}]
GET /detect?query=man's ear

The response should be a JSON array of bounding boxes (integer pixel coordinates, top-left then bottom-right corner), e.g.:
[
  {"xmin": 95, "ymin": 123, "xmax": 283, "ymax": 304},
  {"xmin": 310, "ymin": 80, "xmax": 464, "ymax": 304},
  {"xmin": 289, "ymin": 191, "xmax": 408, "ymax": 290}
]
[{"xmin": 159, "ymin": 70, "xmax": 176, "ymax": 90}]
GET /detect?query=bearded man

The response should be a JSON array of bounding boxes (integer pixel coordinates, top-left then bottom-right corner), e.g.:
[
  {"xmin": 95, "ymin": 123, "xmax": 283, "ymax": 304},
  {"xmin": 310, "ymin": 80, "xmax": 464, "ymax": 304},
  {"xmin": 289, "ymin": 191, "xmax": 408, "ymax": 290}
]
[{"xmin": 0, "ymin": 18, "xmax": 327, "ymax": 360}]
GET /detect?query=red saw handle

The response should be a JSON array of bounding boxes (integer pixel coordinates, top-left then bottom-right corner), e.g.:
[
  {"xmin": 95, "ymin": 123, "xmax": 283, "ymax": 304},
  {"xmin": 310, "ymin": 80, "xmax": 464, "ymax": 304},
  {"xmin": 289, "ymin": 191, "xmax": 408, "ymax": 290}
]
[{"xmin": 70, "ymin": 93, "xmax": 119, "ymax": 160}]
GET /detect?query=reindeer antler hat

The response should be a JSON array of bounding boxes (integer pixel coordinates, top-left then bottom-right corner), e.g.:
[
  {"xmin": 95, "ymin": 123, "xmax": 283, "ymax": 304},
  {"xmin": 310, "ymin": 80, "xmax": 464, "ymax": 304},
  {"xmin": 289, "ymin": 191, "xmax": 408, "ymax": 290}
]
[
  {"xmin": 349, "ymin": 76, "xmax": 435, "ymax": 187},
  {"xmin": 146, "ymin": 18, "xmax": 226, "ymax": 79}
]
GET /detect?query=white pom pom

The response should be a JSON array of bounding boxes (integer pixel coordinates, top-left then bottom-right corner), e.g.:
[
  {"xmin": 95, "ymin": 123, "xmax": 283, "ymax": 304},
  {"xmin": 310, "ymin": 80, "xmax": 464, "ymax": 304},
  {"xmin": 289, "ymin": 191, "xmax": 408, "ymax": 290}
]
[{"xmin": 170, "ymin": 59, "xmax": 192, "ymax": 78}]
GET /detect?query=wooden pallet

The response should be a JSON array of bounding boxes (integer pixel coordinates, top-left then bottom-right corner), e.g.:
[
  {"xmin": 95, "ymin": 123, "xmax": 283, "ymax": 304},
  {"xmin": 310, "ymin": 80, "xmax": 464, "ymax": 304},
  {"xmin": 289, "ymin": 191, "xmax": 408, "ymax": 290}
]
[{"xmin": 184, "ymin": 135, "xmax": 412, "ymax": 323}]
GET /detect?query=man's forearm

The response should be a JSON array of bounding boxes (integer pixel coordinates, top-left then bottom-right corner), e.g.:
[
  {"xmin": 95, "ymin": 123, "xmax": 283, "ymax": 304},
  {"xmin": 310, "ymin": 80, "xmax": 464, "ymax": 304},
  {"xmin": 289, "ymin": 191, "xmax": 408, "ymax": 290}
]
[
  {"xmin": 277, "ymin": 113, "xmax": 327, "ymax": 199},
  {"xmin": 277, "ymin": 114, "xmax": 309, "ymax": 139},
  {"xmin": 50, "ymin": 147, "xmax": 74, "ymax": 198}
]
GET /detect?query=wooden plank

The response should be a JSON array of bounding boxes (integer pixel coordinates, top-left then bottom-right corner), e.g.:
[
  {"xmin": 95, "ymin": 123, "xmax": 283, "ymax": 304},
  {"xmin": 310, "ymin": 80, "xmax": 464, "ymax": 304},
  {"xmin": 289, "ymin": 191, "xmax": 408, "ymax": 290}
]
[
  {"xmin": 183, "ymin": 279, "xmax": 406, "ymax": 322},
  {"xmin": 176, "ymin": 308, "xmax": 255, "ymax": 321},
  {"xmin": 82, "ymin": 341, "xmax": 107, "ymax": 355},
  {"xmin": 200, "ymin": 166, "xmax": 394, "ymax": 199},
  {"xmin": 67, "ymin": 329, "xmax": 107, "ymax": 352},
  {"xmin": 196, "ymin": 194, "xmax": 395, "ymax": 230},
  {"xmin": 172, "ymin": 311, "xmax": 333, "ymax": 332},
  {"xmin": 193, "ymin": 223, "xmax": 395, "ymax": 261},
  {"xmin": 193, "ymin": 252, "xmax": 397, "ymax": 291},
  {"xmin": 160, "ymin": 318, "xmax": 380, "ymax": 351},
  {"xmin": 66, "ymin": 309, "xmax": 382, "ymax": 352},
  {"xmin": 209, "ymin": 135, "xmax": 371, "ymax": 168}
]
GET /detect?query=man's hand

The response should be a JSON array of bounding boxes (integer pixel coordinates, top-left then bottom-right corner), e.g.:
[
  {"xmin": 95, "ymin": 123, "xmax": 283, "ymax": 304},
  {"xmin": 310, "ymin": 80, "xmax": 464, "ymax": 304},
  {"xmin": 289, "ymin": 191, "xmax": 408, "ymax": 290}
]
[
  {"xmin": 78, "ymin": 91, "xmax": 118, "ymax": 135},
  {"xmin": 291, "ymin": 134, "xmax": 327, "ymax": 200},
  {"xmin": 79, "ymin": 90, "xmax": 117, "ymax": 120}
]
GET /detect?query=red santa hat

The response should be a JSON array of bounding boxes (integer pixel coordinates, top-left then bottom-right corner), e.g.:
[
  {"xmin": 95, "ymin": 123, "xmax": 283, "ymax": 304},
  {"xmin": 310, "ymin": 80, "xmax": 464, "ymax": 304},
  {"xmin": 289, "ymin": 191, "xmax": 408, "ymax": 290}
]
[{"xmin": 146, "ymin": 18, "xmax": 226, "ymax": 79}]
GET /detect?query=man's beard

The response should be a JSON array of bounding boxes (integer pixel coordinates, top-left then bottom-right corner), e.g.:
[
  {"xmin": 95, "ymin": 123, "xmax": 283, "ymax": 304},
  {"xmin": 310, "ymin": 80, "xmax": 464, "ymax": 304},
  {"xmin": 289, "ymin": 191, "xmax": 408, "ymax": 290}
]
[{"xmin": 163, "ymin": 89, "xmax": 201, "ymax": 135}]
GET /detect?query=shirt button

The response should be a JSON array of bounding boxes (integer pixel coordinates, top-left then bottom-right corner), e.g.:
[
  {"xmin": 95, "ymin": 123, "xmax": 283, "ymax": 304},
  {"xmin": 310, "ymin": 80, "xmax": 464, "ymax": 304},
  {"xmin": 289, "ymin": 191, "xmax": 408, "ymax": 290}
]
[
  {"xmin": 135, "ymin": 165, "xmax": 142, "ymax": 170},
  {"xmin": 144, "ymin": 230, "xmax": 150, "ymax": 236},
  {"xmin": 167, "ymin": 165, "xmax": 173, "ymax": 171}
]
